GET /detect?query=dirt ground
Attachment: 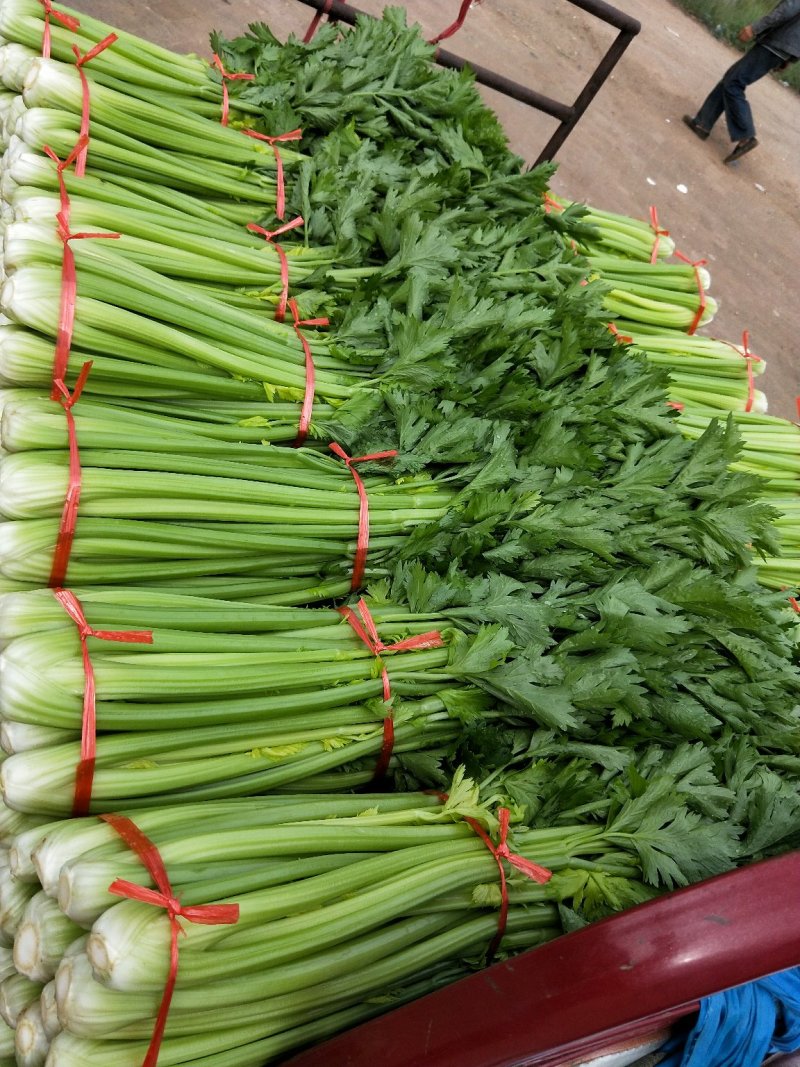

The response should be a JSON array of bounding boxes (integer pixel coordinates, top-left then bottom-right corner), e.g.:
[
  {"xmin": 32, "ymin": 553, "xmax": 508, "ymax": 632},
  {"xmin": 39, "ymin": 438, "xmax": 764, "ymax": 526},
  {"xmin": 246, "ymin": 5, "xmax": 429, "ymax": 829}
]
[{"xmin": 71, "ymin": 0, "xmax": 800, "ymax": 420}]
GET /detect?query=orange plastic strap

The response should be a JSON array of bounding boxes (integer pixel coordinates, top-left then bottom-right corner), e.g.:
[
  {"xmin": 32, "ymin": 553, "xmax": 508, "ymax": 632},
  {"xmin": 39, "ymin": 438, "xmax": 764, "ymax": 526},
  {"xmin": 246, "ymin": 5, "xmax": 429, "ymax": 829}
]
[
  {"xmin": 72, "ymin": 35, "xmax": 118, "ymax": 176},
  {"xmin": 607, "ymin": 322, "xmax": 633, "ymax": 344},
  {"xmin": 430, "ymin": 0, "xmax": 479, "ymax": 45},
  {"xmin": 241, "ymin": 128, "xmax": 303, "ymax": 220},
  {"xmin": 290, "ymin": 297, "xmax": 328, "ymax": 446},
  {"xmin": 38, "ymin": 0, "xmax": 80, "ymax": 58},
  {"xmin": 303, "ymin": 0, "xmax": 334, "ymax": 43},
  {"xmin": 53, "ymin": 590, "xmax": 152, "ymax": 816},
  {"xmin": 465, "ymin": 807, "xmax": 552, "ymax": 960},
  {"xmin": 648, "ymin": 205, "xmax": 670, "ymax": 264},
  {"xmin": 211, "ymin": 53, "xmax": 255, "ymax": 127},
  {"xmin": 666, "ymin": 400, "xmax": 685, "ymax": 411},
  {"xmin": 328, "ymin": 444, "xmax": 398, "ymax": 589},
  {"xmin": 49, "ymin": 364, "xmax": 91, "ymax": 588},
  {"xmin": 338, "ymin": 598, "xmax": 444, "ymax": 780},
  {"xmin": 42, "ymin": 141, "xmax": 119, "ymax": 586},
  {"xmin": 246, "ymin": 216, "xmax": 304, "ymax": 323},
  {"xmin": 543, "ymin": 192, "xmax": 563, "ymax": 215},
  {"xmin": 103, "ymin": 813, "xmax": 239, "ymax": 1067},
  {"xmin": 715, "ymin": 330, "xmax": 762, "ymax": 413},
  {"xmin": 674, "ymin": 250, "xmax": 708, "ymax": 335}
]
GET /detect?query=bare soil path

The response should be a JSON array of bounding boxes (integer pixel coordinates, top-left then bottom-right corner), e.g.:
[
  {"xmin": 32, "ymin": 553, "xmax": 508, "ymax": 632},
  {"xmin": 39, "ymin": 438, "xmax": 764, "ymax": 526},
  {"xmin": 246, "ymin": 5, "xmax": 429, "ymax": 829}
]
[{"xmin": 72, "ymin": 0, "xmax": 800, "ymax": 418}]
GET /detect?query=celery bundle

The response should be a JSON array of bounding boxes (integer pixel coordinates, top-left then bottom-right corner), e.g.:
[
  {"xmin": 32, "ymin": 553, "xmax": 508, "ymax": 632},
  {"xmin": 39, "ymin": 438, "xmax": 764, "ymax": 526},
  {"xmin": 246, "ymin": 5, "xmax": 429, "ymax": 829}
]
[
  {"xmin": 0, "ymin": 2, "xmax": 796, "ymax": 1062},
  {"xmin": 1, "ymin": 761, "xmax": 747, "ymax": 1065}
]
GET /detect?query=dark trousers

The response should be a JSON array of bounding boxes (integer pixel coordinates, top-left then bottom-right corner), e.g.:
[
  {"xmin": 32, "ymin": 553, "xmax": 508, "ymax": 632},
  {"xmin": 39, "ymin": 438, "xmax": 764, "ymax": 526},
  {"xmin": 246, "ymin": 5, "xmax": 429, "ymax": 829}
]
[{"xmin": 695, "ymin": 43, "xmax": 785, "ymax": 141}]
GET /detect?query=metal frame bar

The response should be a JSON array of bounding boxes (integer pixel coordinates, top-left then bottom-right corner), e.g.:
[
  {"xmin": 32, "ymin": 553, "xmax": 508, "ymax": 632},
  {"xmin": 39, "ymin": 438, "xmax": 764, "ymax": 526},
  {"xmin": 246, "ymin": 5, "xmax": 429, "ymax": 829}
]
[{"xmin": 291, "ymin": 0, "xmax": 640, "ymax": 163}]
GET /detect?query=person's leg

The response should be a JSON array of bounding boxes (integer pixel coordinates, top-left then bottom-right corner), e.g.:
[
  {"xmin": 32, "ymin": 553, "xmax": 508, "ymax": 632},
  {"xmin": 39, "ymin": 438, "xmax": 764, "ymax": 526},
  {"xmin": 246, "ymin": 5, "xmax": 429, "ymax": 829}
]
[
  {"xmin": 694, "ymin": 80, "xmax": 726, "ymax": 133},
  {"xmin": 721, "ymin": 44, "xmax": 785, "ymax": 141}
]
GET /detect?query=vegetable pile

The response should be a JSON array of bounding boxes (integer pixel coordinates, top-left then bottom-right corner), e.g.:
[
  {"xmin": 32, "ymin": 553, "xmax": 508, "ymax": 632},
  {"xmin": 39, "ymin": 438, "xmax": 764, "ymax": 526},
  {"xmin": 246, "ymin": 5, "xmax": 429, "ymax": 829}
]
[{"xmin": 0, "ymin": 1, "xmax": 797, "ymax": 1064}]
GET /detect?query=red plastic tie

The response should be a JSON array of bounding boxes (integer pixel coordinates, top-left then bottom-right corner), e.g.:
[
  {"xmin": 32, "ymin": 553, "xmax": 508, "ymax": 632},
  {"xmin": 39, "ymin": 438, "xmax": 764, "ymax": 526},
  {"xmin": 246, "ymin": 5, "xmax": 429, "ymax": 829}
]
[
  {"xmin": 48, "ymin": 363, "xmax": 91, "ymax": 588},
  {"xmin": 338, "ymin": 598, "xmax": 443, "ymax": 780},
  {"xmin": 211, "ymin": 53, "xmax": 255, "ymax": 127},
  {"xmin": 290, "ymin": 297, "xmax": 328, "ymax": 446},
  {"xmin": 648, "ymin": 205, "xmax": 670, "ymax": 264},
  {"xmin": 789, "ymin": 596, "xmax": 800, "ymax": 614},
  {"xmin": 674, "ymin": 250, "xmax": 708, "ymax": 335},
  {"xmin": 242, "ymin": 128, "xmax": 302, "ymax": 220},
  {"xmin": 43, "ymin": 141, "xmax": 119, "ymax": 585},
  {"xmin": 38, "ymin": 0, "xmax": 80, "ymax": 59},
  {"xmin": 465, "ymin": 807, "xmax": 552, "ymax": 960},
  {"xmin": 53, "ymin": 590, "xmax": 152, "ymax": 816},
  {"xmin": 329, "ymin": 444, "xmax": 398, "ymax": 590},
  {"xmin": 716, "ymin": 330, "xmax": 762, "ymax": 413},
  {"xmin": 72, "ymin": 35, "xmax": 118, "ymax": 176},
  {"xmin": 103, "ymin": 813, "xmax": 239, "ymax": 1067},
  {"xmin": 608, "ymin": 322, "xmax": 633, "ymax": 345},
  {"xmin": 796, "ymin": 397, "xmax": 800, "ymax": 424},
  {"xmin": 303, "ymin": 0, "xmax": 334, "ymax": 43},
  {"xmin": 50, "ymin": 219, "xmax": 120, "ymax": 394},
  {"xmin": 247, "ymin": 217, "xmax": 304, "ymax": 323},
  {"xmin": 543, "ymin": 192, "xmax": 563, "ymax": 215},
  {"xmin": 666, "ymin": 400, "xmax": 685, "ymax": 411},
  {"xmin": 429, "ymin": 0, "xmax": 480, "ymax": 45}
]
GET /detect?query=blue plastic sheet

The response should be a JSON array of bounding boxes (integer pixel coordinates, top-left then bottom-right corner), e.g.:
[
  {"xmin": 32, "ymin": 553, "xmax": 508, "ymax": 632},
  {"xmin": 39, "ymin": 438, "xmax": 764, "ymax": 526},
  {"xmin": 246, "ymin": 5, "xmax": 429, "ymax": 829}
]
[{"xmin": 660, "ymin": 967, "xmax": 800, "ymax": 1067}]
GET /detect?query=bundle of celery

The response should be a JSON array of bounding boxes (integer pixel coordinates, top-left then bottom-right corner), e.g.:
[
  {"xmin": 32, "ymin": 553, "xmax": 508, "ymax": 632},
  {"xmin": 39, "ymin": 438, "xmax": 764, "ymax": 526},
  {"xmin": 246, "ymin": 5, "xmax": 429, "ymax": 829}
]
[
  {"xmin": 0, "ymin": 589, "xmax": 487, "ymax": 814},
  {"xmin": 0, "ymin": 434, "xmax": 453, "ymax": 585},
  {"xmin": 0, "ymin": 3, "xmax": 796, "ymax": 1062},
  {"xmin": 1, "ymin": 759, "xmax": 755, "ymax": 1066}
]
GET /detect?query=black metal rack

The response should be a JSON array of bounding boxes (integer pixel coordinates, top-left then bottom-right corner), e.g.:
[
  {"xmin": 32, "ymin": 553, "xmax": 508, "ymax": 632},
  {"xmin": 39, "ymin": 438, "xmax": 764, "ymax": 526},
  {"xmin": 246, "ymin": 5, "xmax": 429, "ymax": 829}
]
[{"xmin": 292, "ymin": 0, "xmax": 641, "ymax": 163}]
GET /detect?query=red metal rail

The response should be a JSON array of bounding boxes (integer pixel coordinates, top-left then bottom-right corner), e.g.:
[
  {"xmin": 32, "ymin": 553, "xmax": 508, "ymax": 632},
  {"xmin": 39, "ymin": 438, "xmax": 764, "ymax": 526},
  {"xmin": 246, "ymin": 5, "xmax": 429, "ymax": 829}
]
[
  {"xmin": 285, "ymin": 850, "xmax": 800, "ymax": 1067},
  {"xmin": 291, "ymin": 0, "xmax": 641, "ymax": 164}
]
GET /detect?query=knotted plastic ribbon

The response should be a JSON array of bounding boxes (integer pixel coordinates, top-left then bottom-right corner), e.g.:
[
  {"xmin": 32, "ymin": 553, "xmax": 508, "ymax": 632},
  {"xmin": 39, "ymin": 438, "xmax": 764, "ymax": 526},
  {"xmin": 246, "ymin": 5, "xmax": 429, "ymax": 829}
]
[
  {"xmin": 429, "ymin": 0, "xmax": 480, "ymax": 45},
  {"xmin": 38, "ymin": 0, "xmax": 80, "ymax": 59},
  {"xmin": 53, "ymin": 590, "xmax": 152, "ymax": 816},
  {"xmin": 49, "ymin": 364, "xmax": 91, "ymax": 588},
  {"xmin": 242, "ymin": 128, "xmax": 303, "ymax": 220},
  {"xmin": 338, "ymin": 598, "xmax": 443, "ymax": 780},
  {"xmin": 247, "ymin": 217, "xmax": 304, "ymax": 322},
  {"xmin": 72, "ymin": 35, "xmax": 118, "ymax": 176},
  {"xmin": 43, "ymin": 141, "xmax": 119, "ymax": 586},
  {"xmin": 43, "ymin": 141, "xmax": 120, "ymax": 399},
  {"xmin": 716, "ymin": 330, "xmax": 762, "ymax": 413},
  {"xmin": 290, "ymin": 297, "xmax": 328, "ymax": 446},
  {"xmin": 329, "ymin": 443, "xmax": 398, "ymax": 590},
  {"xmin": 649, "ymin": 205, "xmax": 670, "ymax": 264},
  {"xmin": 303, "ymin": 0, "xmax": 334, "ymax": 44},
  {"xmin": 211, "ymin": 53, "xmax": 255, "ymax": 127},
  {"xmin": 464, "ymin": 807, "xmax": 552, "ymax": 960},
  {"xmin": 674, "ymin": 250, "xmax": 708, "ymax": 335},
  {"xmin": 102, "ymin": 813, "xmax": 239, "ymax": 1067},
  {"xmin": 607, "ymin": 321, "xmax": 633, "ymax": 344}
]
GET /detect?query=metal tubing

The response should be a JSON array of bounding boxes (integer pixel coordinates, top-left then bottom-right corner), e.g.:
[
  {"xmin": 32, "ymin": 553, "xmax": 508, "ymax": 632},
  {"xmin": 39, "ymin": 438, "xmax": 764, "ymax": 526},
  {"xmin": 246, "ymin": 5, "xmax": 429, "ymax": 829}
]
[
  {"xmin": 290, "ymin": 0, "xmax": 640, "ymax": 163},
  {"xmin": 534, "ymin": 25, "xmax": 639, "ymax": 165}
]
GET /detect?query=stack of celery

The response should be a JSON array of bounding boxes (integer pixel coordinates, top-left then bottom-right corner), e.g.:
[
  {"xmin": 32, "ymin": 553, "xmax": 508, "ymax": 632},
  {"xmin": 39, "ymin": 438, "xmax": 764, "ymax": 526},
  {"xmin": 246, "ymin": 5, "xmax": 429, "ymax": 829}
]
[
  {"xmin": 0, "ymin": 2, "xmax": 797, "ymax": 1064},
  {"xmin": 555, "ymin": 190, "xmax": 797, "ymax": 594}
]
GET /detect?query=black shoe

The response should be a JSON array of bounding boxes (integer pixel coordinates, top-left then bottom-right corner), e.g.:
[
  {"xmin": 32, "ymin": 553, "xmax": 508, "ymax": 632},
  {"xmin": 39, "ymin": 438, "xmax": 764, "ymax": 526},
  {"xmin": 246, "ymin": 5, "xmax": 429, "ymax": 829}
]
[
  {"xmin": 682, "ymin": 114, "xmax": 710, "ymax": 140},
  {"xmin": 723, "ymin": 137, "xmax": 758, "ymax": 164}
]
